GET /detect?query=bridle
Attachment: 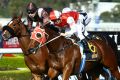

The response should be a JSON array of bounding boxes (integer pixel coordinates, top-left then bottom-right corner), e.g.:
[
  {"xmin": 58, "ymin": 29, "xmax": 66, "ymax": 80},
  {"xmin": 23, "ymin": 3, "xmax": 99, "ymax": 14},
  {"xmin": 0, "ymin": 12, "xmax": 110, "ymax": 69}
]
[{"xmin": 3, "ymin": 19, "xmax": 30, "ymax": 38}]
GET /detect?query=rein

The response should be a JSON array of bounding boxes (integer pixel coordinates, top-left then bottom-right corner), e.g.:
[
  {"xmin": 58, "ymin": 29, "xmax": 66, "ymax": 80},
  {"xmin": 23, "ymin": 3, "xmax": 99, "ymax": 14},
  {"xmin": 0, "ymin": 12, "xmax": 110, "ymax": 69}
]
[
  {"xmin": 3, "ymin": 23, "xmax": 30, "ymax": 38},
  {"xmin": 32, "ymin": 24, "xmax": 74, "ymax": 53},
  {"xmin": 33, "ymin": 35, "xmax": 61, "ymax": 51},
  {"xmin": 33, "ymin": 35, "xmax": 74, "ymax": 53},
  {"xmin": 52, "ymin": 42, "xmax": 73, "ymax": 53}
]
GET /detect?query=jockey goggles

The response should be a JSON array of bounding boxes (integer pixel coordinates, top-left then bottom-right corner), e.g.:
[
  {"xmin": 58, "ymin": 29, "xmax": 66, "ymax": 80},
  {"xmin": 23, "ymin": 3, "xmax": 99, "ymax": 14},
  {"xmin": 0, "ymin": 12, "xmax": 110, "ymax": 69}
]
[{"xmin": 27, "ymin": 10, "xmax": 36, "ymax": 14}]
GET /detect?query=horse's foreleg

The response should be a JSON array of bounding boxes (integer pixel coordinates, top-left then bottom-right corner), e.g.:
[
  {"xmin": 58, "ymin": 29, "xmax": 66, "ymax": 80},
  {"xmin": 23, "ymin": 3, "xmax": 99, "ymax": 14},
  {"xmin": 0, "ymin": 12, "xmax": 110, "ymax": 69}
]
[
  {"xmin": 31, "ymin": 73, "xmax": 42, "ymax": 80},
  {"xmin": 48, "ymin": 67, "xmax": 59, "ymax": 80},
  {"xmin": 62, "ymin": 63, "xmax": 73, "ymax": 80}
]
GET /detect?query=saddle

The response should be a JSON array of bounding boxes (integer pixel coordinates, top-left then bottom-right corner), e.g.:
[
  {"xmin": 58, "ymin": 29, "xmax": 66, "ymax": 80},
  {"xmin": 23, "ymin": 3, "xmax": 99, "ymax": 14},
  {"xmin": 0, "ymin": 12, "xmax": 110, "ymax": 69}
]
[
  {"xmin": 78, "ymin": 36, "xmax": 99, "ymax": 61},
  {"xmin": 71, "ymin": 34, "xmax": 100, "ymax": 61},
  {"xmin": 86, "ymin": 42, "xmax": 98, "ymax": 61}
]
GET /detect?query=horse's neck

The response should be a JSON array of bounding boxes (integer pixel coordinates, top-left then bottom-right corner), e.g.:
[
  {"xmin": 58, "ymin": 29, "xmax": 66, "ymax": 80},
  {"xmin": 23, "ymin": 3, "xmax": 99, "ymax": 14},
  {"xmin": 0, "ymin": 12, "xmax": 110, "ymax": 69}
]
[
  {"xmin": 18, "ymin": 36, "xmax": 30, "ymax": 53},
  {"xmin": 18, "ymin": 24, "xmax": 30, "ymax": 54},
  {"xmin": 20, "ymin": 24, "xmax": 29, "ymax": 36}
]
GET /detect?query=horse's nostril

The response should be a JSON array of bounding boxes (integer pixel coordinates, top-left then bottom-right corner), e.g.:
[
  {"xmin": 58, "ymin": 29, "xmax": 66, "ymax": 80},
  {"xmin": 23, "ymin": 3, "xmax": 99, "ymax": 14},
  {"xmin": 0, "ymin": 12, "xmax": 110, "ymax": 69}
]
[
  {"xmin": 2, "ymin": 34, "xmax": 6, "ymax": 40},
  {"xmin": 2, "ymin": 33, "xmax": 5, "ymax": 38},
  {"xmin": 2, "ymin": 32, "xmax": 10, "ymax": 40},
  {"xmin": 2, "ymin": 33, "xmax": 6, "ymax": 37}
]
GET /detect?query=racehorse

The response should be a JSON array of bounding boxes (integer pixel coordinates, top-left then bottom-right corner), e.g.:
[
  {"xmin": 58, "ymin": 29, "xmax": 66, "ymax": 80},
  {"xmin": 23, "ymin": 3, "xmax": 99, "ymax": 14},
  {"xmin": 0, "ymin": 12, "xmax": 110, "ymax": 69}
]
[
  {"xmin": 41, "ymin": 25, "xmax": 120, "ymax": 80},
  {"xmin": 2, "ymin": 14, "xmax": 50, "ymax": 80},
  {"xmin": 96, "ymin": 33, "xmax": 120, "ymax": 67},
  {"xmin": 3, "ymin": 15, "xmax": 119, "ymax": 80},
  {"xmin": 28, "ymin": 25, "xmax": 82, "ymax": 80}
]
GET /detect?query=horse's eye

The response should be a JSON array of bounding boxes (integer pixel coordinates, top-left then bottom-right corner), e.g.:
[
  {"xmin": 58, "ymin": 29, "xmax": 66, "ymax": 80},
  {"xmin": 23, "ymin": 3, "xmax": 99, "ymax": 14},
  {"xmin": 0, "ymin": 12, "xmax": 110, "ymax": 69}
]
[{"xmin": 13, "ymin": 24, "xmax": 16, "ymax": 27}]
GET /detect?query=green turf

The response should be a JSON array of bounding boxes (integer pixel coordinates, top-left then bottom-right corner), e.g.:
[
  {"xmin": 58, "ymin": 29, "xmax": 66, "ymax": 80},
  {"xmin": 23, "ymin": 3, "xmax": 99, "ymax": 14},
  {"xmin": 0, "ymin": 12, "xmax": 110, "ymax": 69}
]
[
  {"xmin": 0, "ymin": 70, "xmax": 31, "ymax": 80},
  {"xmin": 0, "ymin": 57, "xmax": 26, "ymax": 68},
  {"xmin": 0, "ymin": 54, "xmax": 32, "ymax": 80}
]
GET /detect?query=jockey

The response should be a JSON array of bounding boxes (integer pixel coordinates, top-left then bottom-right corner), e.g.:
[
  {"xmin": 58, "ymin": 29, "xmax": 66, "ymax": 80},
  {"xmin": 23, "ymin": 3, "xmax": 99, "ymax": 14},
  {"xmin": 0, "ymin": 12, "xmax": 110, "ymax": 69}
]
[
  {"xmin": 49, "ymin": 10, "xmax": 91, "ymax": 73},
  {"xmin": 62, "ymin": 7, "xmax": 91, "ymax": 27},
  {"xmin": 49, "ymin": 10, "xmax": 91, "ymax": 53},
  {"xmin": 26, "ymin": 2, "xmax": 59, "ymax": 32}
]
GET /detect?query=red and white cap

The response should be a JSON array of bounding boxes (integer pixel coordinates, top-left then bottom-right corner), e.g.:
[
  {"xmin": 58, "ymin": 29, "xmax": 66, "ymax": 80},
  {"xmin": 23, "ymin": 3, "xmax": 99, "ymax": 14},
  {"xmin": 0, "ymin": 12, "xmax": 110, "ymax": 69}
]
[
  {"xmin": 49, "ymin": 10, "xmax": 61, "ymax": 20},
  {"xmin": 62, "ymin": 7, "xmax": 71, "ymax": 13}
]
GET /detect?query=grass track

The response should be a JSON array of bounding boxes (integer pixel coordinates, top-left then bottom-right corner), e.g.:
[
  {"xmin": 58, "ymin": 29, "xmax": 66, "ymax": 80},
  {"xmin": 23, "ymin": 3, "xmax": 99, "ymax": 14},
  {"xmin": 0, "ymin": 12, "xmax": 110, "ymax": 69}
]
[{"xmin": 0, "ymin": 54, "xmax": 32, "ymax": 80}]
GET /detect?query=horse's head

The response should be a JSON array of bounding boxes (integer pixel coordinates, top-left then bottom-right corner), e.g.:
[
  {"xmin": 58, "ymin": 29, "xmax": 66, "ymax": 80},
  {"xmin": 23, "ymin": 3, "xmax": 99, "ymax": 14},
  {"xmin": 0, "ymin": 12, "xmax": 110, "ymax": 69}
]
[
  {"xmin": 2, "ymin": 14, "xmax": 25, "ymax": 40},
  {"xmin": 28, "ymin": 26, "xmax": 47, "ymax": 54}
]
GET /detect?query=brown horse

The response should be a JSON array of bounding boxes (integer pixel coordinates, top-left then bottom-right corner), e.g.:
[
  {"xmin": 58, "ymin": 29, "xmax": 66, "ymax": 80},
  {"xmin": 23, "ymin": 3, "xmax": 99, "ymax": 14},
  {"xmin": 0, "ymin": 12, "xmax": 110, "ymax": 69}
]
[
  {"xmin": 41, "ymin": 25, "xmax": 120, "ymax": 80},
  {"xmin": 28, "ymin": 26, "xmax": 82, "ymax": 80},
  {"xmin": 82, "ymin": 34, "xmax": 119, "ymax": 80},
  {"xmin": 2, "ymin": 15, "xmax": 50, "ymax": 80},
  {"xmin": 30, "ymin": 24, "xmax": 117, "ymax": 80}
]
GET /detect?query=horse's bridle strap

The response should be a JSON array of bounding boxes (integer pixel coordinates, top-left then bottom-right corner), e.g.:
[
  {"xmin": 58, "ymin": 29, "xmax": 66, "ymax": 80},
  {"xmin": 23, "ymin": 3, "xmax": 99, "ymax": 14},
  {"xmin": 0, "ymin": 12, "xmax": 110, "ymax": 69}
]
[{"xmin": 3, "ymin": 25, "xmax": 15, "ymax": 36}]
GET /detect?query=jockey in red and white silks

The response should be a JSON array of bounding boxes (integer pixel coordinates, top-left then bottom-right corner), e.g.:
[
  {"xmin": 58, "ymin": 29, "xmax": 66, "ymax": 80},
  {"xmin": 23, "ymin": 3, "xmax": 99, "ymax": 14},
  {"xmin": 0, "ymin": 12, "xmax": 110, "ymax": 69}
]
[
  {"xmin": 50, "ymin": 9, "xmax": 91, "ymax": 73},
  {"xmin": 49, "ymin": 10, "xmax": 92, "ymax": 67},
  {"xmin": 50, "ymin": 10, "xmax": 90, "ymax": 41}
]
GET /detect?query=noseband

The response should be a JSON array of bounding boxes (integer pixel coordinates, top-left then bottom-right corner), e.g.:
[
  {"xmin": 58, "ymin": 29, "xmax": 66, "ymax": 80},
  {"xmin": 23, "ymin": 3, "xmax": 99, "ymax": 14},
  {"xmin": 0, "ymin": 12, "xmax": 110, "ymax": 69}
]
[
  {"xmin": 3, "ymin": 22, "xmax": 30, "ymax": 38},
  {"xmin": 3, "ymin": 25, "xmax": 15, "ymax": 37}
]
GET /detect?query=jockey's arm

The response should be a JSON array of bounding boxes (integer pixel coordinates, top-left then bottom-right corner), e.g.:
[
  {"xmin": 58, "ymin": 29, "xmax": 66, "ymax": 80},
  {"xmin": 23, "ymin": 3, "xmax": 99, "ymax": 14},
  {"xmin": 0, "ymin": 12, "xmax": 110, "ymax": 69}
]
[
  {"xmin": 43, "ymin": 17, "xmax": 50, "ymax": 25},
  {"xmin": 79, "ymin": 11, "xmax": 91, "ymax": 26},
  {"xmin": 27, "ymin": 17, "xmax": 33, "ymax": 29},
  {"xmin": 64, "ymin": 17, "xmax": 76, "ymax": 36}
]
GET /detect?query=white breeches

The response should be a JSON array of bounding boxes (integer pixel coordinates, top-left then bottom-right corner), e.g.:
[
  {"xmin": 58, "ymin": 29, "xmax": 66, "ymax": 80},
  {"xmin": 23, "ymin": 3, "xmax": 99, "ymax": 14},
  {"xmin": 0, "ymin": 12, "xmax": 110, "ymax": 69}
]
[
  {"xmin": 65, "ymin": 23, "xmax": 88, "ymax": 41},
  {"xmin": 65, "ymin": 14, "xmax": 89, "ymax": 41}
]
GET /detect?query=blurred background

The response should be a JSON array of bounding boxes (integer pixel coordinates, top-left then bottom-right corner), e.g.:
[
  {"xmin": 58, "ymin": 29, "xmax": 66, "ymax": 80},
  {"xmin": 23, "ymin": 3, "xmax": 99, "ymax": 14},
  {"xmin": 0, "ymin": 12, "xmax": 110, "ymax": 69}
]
[{"xmin": 0, "ymin": 0, "xmax": 120, "ymax": 30}]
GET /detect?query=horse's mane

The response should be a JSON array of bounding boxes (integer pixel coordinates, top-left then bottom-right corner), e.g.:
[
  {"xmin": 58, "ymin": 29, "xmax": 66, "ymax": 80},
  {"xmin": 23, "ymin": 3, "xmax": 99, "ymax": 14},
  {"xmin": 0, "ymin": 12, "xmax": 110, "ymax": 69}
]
[{"xmin": 45, "ymin": 24, "xmax": 59, "ymax": 34}]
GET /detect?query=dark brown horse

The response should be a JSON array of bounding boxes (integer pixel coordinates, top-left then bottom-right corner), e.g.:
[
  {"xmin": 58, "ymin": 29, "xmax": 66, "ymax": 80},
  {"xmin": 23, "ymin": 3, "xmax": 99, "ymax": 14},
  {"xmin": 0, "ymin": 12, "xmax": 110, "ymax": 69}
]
[
  {"xmin": 2, "ymin": 15, "xmax": 50, "ymax": 80},
  {"xmin": 41, "ymin": 25, "xmax": 120, "ymax": 80},
  {"xmin": 85, "ymin": 34, "xmax": 120, "ymax": 80}
]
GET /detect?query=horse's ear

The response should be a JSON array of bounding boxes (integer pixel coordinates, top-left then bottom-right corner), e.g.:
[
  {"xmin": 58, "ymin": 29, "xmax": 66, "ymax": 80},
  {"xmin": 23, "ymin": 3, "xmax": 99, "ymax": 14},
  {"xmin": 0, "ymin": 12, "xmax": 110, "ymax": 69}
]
[
  {"xmin": 12, "ymin": 13, "xmax": 17, "ymax": 19},
  {"xmin": 18, "ymin": 12, "xmax": 23, "ymax": 20},
  {"xmin": 20, "ymin": 12, "xmax": 23, "ymax": 18}
]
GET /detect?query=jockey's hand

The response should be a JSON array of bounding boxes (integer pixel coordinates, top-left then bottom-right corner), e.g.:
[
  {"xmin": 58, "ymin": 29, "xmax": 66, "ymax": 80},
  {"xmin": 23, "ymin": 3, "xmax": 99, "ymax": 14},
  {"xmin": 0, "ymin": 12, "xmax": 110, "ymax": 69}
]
[
  {"xmin": 60, "ymin": 33, "xmax": 66, "ymax": 36},
  {"xmin": 43, "ymin": 18, "xmax": 50, "ymax": 25}
]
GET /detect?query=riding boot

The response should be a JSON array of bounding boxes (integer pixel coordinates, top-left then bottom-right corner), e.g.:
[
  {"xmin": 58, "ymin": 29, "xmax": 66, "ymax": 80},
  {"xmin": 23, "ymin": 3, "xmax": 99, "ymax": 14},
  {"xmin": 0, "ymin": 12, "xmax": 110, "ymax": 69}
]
[
  {"xmin": 85, "ymin": 35, "xmax": 92, "ymax": 40},
  {"xmin": 81, "ymin": 39, "xmax": 90, "ymax": 53}
]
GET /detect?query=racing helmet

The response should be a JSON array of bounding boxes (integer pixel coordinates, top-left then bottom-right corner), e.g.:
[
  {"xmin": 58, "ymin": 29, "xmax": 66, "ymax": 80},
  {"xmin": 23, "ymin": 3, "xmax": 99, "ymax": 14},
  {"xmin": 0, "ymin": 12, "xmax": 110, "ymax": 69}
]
[
  {"xmin": 62, "ymin": 7, "xmax": 71, "ymax": 13},
  {"xmin": 49, "ymin": 10, "xmax": 61, "ymax": 21},
  {"xmin": 26, "ymin": 2, "xmax": 37, "ymax": 14}
]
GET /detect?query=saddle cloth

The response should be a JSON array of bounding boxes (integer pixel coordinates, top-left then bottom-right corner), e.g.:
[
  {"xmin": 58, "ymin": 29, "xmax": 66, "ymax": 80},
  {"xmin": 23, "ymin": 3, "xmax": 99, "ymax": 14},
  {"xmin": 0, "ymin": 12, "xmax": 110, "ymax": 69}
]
[{"xmin": 79, "ymin": 41, "xmax": 98, "ymax": 61}]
